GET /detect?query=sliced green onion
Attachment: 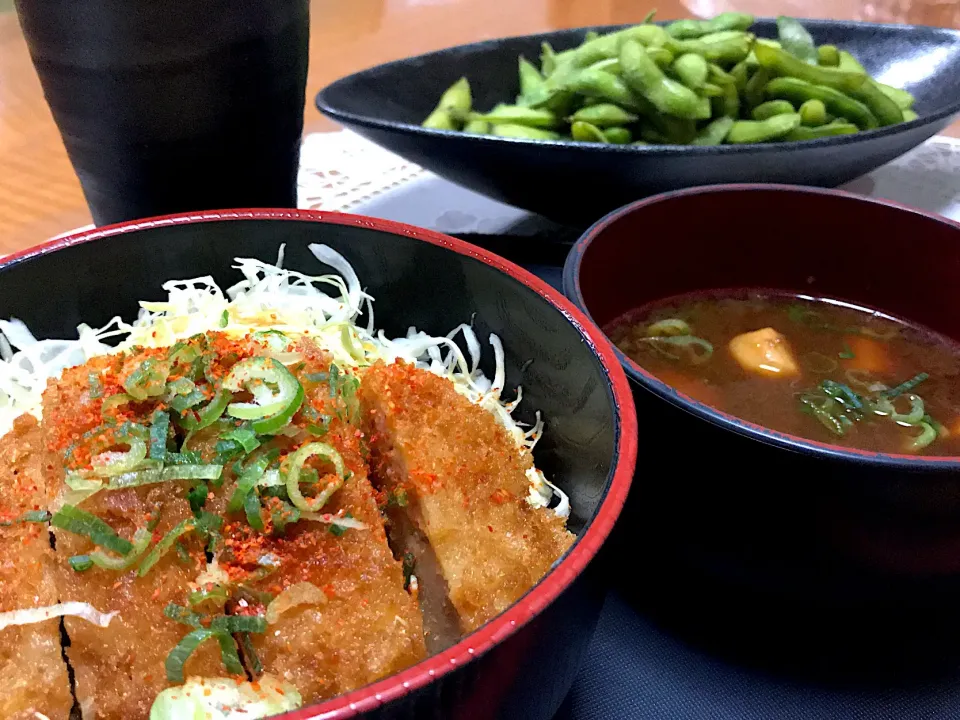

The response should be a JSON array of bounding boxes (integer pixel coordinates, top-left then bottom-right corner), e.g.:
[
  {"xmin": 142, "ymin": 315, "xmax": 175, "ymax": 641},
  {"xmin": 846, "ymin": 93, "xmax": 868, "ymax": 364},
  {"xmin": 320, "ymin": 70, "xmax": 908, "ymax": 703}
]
[
  {"xmin": 211, "ymin": 614, "xmax": 267, "ymax": 634},
  {"xmin": 168, "ymin": 340, "xmax": 201, "ymax": 365},
  {"xmin": 194, "ymin": 511, "xmax": 224, "ymax": 553},
  {"xmin": 219, "ymin": 310, "xmax": 229, "ymax": 328},
  {"xmin": 214, "ymin": 439, "xmax": 245, "ymax": 464},
  {"xmin": 106, "ymin": 466, "xmax": 163, "ymax": 490},
  {"xmin": 216, "ymin": 631, "xmax": 245, "ymax": 675},
  {"xmin": 20, "ymin": 510, "xmax": 52, "ymax": 523},
  {"xmin": 239, "ymin": 632, "xmax": 263, "ymax": 676},
  {"xmin": 223, "ymin": 358, "xmax": 305, "ymax": 434},
  {"xmin": 149, "ymin": 410, "xmax": 170, "ymax": 461},
  {"xmin": 124, "ymin": 358, "xmax": 171, "ymax": 400},
  {"xmin": 270, "ymin": 501, "xmax": 300, "ymax": 536},
  {"xmin": 88, "ymin": 372, "xmax": 104, "ymax": 399},
  {"xmin": 165, "ymin": 628, "xmax": 218, "ymax": 683},
  {"xmin": 187, "ymin": 482, "xmax": 208, "ymax": 514},
  {"xmin": 188, "ymin": 584, "xmax": 230, "ymax": 609},
  {"xmin": 101, "ymin": 394, "xmax": 134, "ymax": 413},
  {"xmin": 646, "ymin": 318, "xmax": 691, "ymax": 337},
  {"xmin": 801, "ymin": 352, "xmax": 838, "ymax": 374},
  {"xmin": 169, "ymin": 389, "xmax": 206, "ymax": 414},
  {"xmin": 820, "ymin": 380, "xmax": 864, "ymax": 412},
  {"xmin": 221, "ymin": 427, "xmax": 260, "ymax": 454},
  {"xmin": 909, "ymin": 421, "xmax": 938, "ymax": 451},
  {"xmin": 227, "ymin": 452, "xmax": 277, "ymax": 514},
  {"xmin": 161, "ymin": 465, "xmax": 223, "ymax": 482},
  {"xmin": 193, "ymin": 389, "xmax": 232, "ymax": 432},
  {"xmin": 284, "ymin": 442, "xmax": 346, "ymax": 513},
  {"xmin": 69, "ymin": 555, "xmax": 94, "ymax": 572},
  {"xmin": 90, "ymin": 527, "xmax": 151, "ymax": 570},
  {"xmin": 890, "ymin": 394, "xmax": 925, "ymax": 426},
  {"xmin": 138, "ymin": 518, "xmax": 196, "ymax": 577},
  {"xmin": 798, "ymin": 394, "xmax": 846, "ymax": 436},
  {"xmin": 52, "ymin": 505, "xmax": 134, "ymax": 556},
  {"xmin": 164, "ymin": 603, "xmax": 204, "ymax": 628},
  {"xmin": 883, "ymin": 372, "xmax": 929, "ymax": 400},
  {"xmin": 838, "ymin": 343, "xmax": 856, "ymax": 360},
  {"xmin": 243, "ymin": 491, "xmax": 265, "ymax": 532},
  {"xmin": 641, "ymin": 335, "xmax": 714, "ymax": 365},
  {"xmin": 90, "ymin": 437, "xmax": 148, "ymax": 478}
]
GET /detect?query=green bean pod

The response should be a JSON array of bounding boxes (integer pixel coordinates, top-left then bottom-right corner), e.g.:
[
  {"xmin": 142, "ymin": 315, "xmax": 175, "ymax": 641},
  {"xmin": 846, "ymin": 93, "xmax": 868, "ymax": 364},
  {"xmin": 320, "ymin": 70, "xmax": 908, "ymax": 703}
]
[
  {"xmin": 569, "ymin": 103, "xmax": 640, "ymax": 127},
  {"xmin": 753, "ymin": 41, "xmax": 868, "ymax": 94},
  {"xmin": 752, "ymin": 99, "xmax": 795, "ymax": 121},
  {"xmin": 603, "ymin": 127, "xmax": 633, "ymax": 144},
  {"xmin": 798, "ymin": 99, "xmax": 828, "ymax": 126},
  {"xmin": 691, "ymin": 116, "xmax": 735, "ymax": 145},
  {"xmin": 665, "ymin": 12, "xmax": 754, "ymax": 39},
  {"xmin": 473, "ymin": 104, "xmax": 561, "ymax": 128},
  {"xmin": 620, "ymin": 39, "xmax": 711, "ymax": 120},
  {"xmin": 726, "ymin": 113, "xmax": 802, "ymax": 143},
  {"xmin": 672, "ymin": 53, "xmax": 709, "ymax": 90},
  {"xmin": 784, "ymin": 120, "xmax": 859, "ymax": 140},
  {"xmin": 571, "ymin": 120, "xmax": 609, "ymax": 143},
  {"xmin": 490, "ymin": 124, "xmax": 560, "ymax": 141},
  {"xmin": 764, "ymin": 76, "xmax": 878, "ymax": 129}
]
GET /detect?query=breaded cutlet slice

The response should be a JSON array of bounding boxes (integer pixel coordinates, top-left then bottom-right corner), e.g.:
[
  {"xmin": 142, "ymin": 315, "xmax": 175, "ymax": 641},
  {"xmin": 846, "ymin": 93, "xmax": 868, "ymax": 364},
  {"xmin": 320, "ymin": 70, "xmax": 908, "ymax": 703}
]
[
  {"xmin": 213, "ymin": 421, "xmax": 426, "ymax": 703},
  {"xmin": 44, "ymin": 363, "xmax": 223, "ymax": 720},
  {"xmin": 0, "ymin": 415, "xmax": 74, "ymax": 720},
  {"xmin": 359, "ymin": 361, "xmax": 575, "ymax": 632}
]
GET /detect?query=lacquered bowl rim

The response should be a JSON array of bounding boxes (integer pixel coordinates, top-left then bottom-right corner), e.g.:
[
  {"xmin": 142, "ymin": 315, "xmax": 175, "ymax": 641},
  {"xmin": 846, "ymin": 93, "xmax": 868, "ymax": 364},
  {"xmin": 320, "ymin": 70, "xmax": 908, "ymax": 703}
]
[
  {"xmin": 562, "ymin": 183, "xmax": 960, "ymax": 470},
  {"xmin": 1, "ymin": 208, "xmax": 639, "ymax": 718},
  {"xmin": 316, "ymin": 18, "xmax": 960, "ymax": 155}
]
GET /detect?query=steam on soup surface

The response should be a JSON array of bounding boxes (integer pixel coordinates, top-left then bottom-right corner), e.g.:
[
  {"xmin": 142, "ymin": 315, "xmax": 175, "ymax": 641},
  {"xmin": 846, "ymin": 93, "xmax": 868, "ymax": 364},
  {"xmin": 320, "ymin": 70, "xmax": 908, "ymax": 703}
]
[{"xmin": 607, "ymin": 290, "xmax": 960, "ymax": 456}]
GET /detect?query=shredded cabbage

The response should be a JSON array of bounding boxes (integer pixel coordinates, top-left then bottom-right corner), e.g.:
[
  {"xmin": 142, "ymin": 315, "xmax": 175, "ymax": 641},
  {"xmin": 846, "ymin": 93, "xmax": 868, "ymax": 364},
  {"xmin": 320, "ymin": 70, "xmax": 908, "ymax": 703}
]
[
  {"xmin": 0, "ymin": 244, "xmax": 568, "ymax": 516},
  {"xmin": 0, "ymin": 601, "xmax": 117, "ymax": 630}
]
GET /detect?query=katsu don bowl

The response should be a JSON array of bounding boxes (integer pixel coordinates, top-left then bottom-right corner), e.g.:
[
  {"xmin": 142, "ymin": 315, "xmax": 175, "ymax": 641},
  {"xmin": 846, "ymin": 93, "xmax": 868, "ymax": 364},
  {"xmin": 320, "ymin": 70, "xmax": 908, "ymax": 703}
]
[{"xmin": 0, "ymin": 210, "xmax": 636, "ymax": 720}]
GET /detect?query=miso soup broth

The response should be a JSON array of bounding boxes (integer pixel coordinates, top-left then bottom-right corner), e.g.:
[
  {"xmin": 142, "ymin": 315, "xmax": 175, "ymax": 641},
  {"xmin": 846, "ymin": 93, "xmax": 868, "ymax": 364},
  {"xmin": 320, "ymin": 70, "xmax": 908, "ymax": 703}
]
[{"xmin": 607, "ymin": 290, "xmax": 960, "ymax": 456}]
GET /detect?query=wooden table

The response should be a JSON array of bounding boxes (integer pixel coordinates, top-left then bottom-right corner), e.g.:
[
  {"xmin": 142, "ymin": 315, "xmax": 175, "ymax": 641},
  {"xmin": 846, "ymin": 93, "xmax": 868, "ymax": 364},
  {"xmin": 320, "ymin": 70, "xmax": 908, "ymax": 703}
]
[{"xmin": 0, "ymin": 0, "xmax": 957, "ymax": 254}]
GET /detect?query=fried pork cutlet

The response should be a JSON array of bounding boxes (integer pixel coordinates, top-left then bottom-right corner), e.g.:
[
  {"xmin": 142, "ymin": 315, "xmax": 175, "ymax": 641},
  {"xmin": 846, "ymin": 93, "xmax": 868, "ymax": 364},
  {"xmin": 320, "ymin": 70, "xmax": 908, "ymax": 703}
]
[
  {"xmin": 210, "ymin": 353, "xmax": 425, "ymax": 703},
  {"xmin": 44, "ymin": 362, "xmax": 223, "ymax": 720},
  {"xmin": 0, "ymin": 415, "xmax": 73, "ymax": 720},
  {"xmin": 359, "ymin": 361, "xmax": 575, "ymax": 633}
]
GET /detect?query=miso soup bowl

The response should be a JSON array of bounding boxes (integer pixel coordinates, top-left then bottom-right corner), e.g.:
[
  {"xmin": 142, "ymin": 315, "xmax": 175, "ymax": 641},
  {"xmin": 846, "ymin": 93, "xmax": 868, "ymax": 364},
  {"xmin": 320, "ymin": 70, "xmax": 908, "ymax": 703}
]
[{"xmin": 563, "ymin": 185, "xmax": 960, "ymax": 605}]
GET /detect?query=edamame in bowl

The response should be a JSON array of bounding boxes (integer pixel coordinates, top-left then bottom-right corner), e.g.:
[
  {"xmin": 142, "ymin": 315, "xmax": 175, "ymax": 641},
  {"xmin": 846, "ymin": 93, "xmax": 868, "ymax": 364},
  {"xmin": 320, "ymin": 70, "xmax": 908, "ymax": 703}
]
[{"xmin": 317, "ymin": 18, "xmax": 960, "ymax": 223}]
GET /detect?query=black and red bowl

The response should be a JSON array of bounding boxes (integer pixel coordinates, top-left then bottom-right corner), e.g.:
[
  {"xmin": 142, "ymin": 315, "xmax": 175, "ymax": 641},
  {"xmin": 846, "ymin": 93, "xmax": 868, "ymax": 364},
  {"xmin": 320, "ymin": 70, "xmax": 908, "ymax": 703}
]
[
  {"xmin": 563, "ymin": 185, "xmax": 960, "ymax": 603},
  {"xmin": 0, "ymin": 210, "xmax": 637, "ymax": 719}
]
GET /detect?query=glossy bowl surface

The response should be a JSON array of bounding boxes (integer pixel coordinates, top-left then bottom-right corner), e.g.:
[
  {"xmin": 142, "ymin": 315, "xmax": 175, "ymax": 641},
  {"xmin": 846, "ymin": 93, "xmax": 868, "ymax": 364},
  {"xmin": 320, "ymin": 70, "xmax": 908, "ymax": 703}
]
[
  {"xmin": 0, "ymin": 209, "xmax": 637, "ymax": 719},
  {"xmin": 563, "ymin": 185, "xmax": 960, "ymax": 593},
  {"xmin": 316, "ymin": 20, "xmax": 960, "ymax": 224}
]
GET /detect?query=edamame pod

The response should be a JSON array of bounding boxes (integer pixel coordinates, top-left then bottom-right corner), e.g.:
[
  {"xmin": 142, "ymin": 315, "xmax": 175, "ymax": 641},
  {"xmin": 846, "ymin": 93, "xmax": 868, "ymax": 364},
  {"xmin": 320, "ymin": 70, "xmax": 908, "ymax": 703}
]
[
  {"xmin": 569, "ymin": 103, "xmax": 639, "ymax": 127},
  {"xmin": 776, "ymin": 16, "xmax": 817, "ymax": 65},
  {"xmin": 665, "ymin": 12, "xmax": 754, "ymax": 39},
  {"xmin": 647, "ymin": 46, "xmax": 675, "ymax": 70},
  {"xmin": 691, "ymin": 116, "xmax": 735, "ymax": 145},
  {"xmin": 837, "ymin": 50, "xmax": 866, "ymax": 73},
  {"xmin": 672, "ymin": 53, "xmax": 709, "ymax": 90},
  {"xmin": 817, "ymin": 45, "xmax": 840, "ymax": 66},
  {"xmin": 752, "ymin": 99, "xmax": 795, "ymax": 121},
  {"xmin": 730, "ymin": 61, "xmax": 749, "ymax": 92},
  {"xmin": 798, "ymin": 99, "xmax": 828, "ymax": 126},
  {"xmin": 541, "ymin": 42, "xmax": 558, "ymax": 76},
  {"xmin": 847, "ymin": 80, "xmax": 904, "ymax": 126},
  {"xmin": 473, "ymin": 104, "xmax": 561, "ymax": 128},
  {"xmin": 422, "ymin": 77, "xmax": 472, "ymax": 129},
  {"xmin": 665, "ymin": 31, "xmax": 755, "ymax": 65},
  {"xmin": 753, "ymin": 41, "xmax": 868, "ymax": 94},
  {"xmin": 571, "ymin": 120, "xmax": 609, "ymax": 142},
  {"xmin": 463, "ymin": 119, "xmax": 491, "ymax": 134},
  {"xmin": 764, "ymin": 76, "xmax": 878, "ymax": 129},
  {"xmin": 565, "ymin": 67, "xmax": 644, "ymax": 111},
  {"xmin": 603, "ymin": 127, "xmax": 633, "ymax": 143},
  {"xmin": 621, "ymin": 39, "xmax": 711, "ymax": 119},
  {"xmin": 785, "ymin": 120, "xmax": 859, "ymax": 140},
  {"xmin": 744, "ymin": 67, "xmax": 771, "ymax": 108},
  {"xmin": 903, "ymin": 109, "xmax": 918, "ymax": 122},
  {"xmin": 726, "ymin": 113, "xmax": 802, "ymax": 143},
  {"xmin": 491, "ymin": 124, "xmax": 560, "ymax": 140},
  {"xmin": 518, "ymin": 56, "xmax": 546, "ymax": 99},
  {"xmin": 876, "ymin": 82, "xmax": 915, "ymax": 110}
]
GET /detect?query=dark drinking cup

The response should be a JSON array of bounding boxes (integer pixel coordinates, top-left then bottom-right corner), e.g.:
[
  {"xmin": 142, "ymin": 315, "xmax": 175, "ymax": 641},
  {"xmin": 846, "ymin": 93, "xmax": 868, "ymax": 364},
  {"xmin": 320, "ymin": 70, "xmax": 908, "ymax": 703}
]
[{"xmin": 15, "ymin": 0, "xmax": 310, "ymax": 226}]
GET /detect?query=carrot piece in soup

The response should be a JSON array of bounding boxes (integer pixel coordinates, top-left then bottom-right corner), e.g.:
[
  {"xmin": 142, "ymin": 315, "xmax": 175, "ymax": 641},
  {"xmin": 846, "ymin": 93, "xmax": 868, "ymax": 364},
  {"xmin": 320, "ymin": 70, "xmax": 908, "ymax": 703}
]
[
  {"xmin": 653, "ymin": 368, "xmax": 721, "ymax": 407},
  {"xmin": 841, "ymin": 335, "xmax": 894, "ymax": 375},
  {"xmin": 728, "ymin": 327, "xmax": 799, "ymax": 377}
]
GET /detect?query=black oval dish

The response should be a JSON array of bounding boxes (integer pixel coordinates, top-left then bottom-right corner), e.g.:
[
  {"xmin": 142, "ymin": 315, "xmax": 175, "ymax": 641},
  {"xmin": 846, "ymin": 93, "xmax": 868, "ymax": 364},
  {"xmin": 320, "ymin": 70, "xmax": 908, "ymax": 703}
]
[
  {"xmin": 0, "ymin": 210, "xmax": 637, "ymax": 720},
  {"xmin": 563, "ymin": 185, "xmax": 960, "ymax": 604},
  {"xmin": 316, "ymin": 19, "xmax": 960, "ymax": 225}
]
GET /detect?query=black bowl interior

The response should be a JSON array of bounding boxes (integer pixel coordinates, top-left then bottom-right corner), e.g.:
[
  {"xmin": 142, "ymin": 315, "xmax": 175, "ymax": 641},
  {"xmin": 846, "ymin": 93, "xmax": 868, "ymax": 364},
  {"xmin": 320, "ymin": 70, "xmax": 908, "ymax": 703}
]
[
  {"xmin": 3, "ymin": 217, "xmax": 621, "ymax": 535},
  {"xmin": 316, "ymin": 20, "xmax": 960, "ymax": 224}
]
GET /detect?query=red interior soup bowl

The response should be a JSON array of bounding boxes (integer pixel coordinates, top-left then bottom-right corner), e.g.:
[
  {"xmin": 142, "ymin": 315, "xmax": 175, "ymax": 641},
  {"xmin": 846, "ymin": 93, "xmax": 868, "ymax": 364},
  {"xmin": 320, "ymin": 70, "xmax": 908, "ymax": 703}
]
[{"xmin": 563, "ymin": 185, "xmax": 960, "ymax": 602}]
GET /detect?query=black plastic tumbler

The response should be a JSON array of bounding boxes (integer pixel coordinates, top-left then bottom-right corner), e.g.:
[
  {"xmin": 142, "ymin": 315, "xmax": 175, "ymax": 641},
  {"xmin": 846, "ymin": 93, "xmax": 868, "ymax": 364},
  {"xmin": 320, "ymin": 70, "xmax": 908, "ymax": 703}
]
[{"xmin": 15, "ymin": 0, "xmax": 310, "ymax": 226}]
